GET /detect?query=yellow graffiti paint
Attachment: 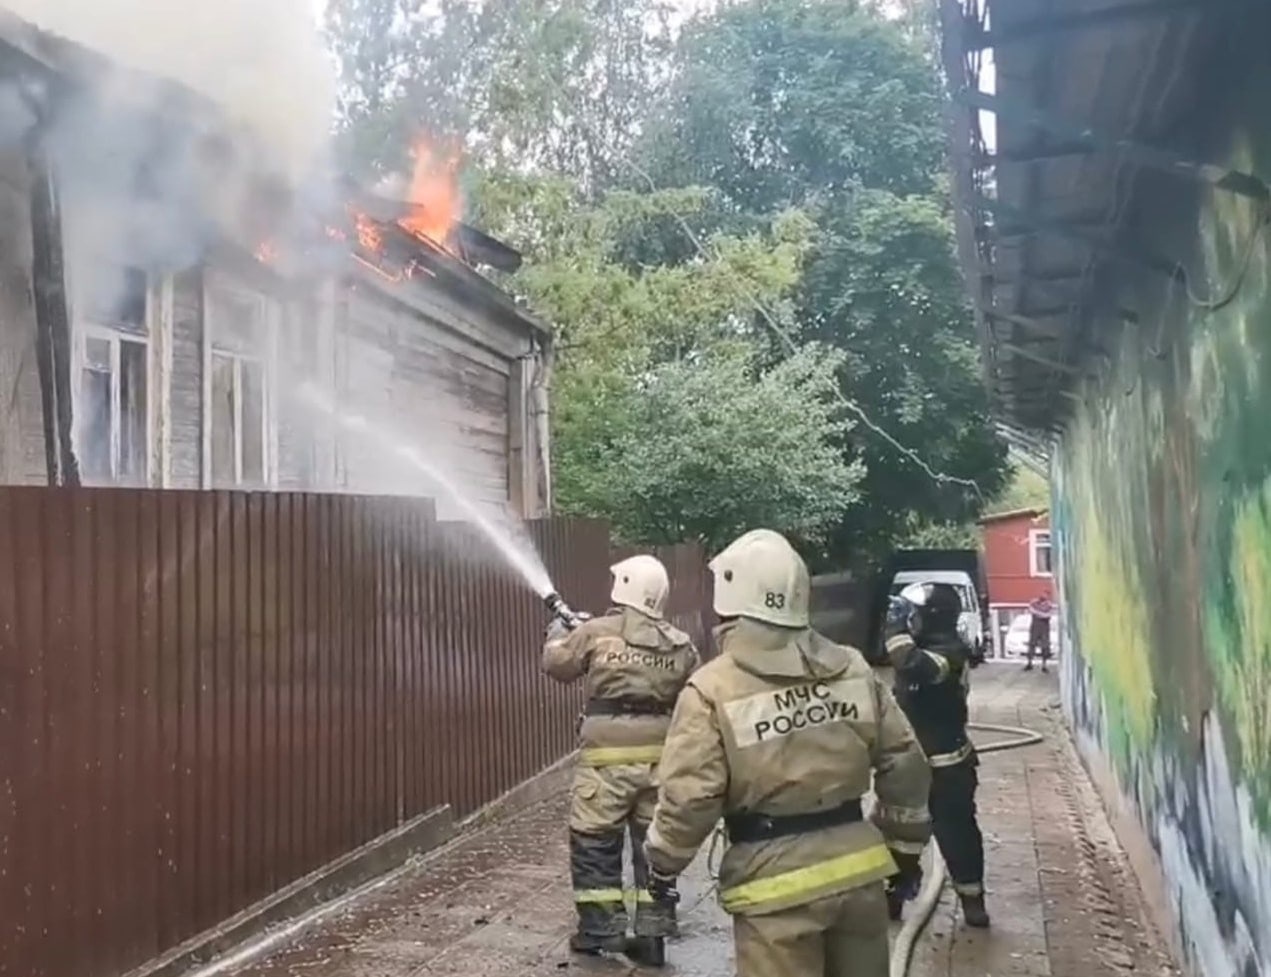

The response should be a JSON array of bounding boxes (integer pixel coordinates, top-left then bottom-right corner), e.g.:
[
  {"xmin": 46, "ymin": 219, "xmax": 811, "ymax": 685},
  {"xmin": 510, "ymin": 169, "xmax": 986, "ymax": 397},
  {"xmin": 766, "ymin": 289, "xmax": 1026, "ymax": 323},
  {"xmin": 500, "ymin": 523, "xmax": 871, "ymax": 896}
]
[
  {"xmin": 1075, "ymin": 510, "xmax": 1158, "ymax": 750},
  {"xmin": 1217, "ymin": 486, "xmax": 1271, "ymax": 777}
]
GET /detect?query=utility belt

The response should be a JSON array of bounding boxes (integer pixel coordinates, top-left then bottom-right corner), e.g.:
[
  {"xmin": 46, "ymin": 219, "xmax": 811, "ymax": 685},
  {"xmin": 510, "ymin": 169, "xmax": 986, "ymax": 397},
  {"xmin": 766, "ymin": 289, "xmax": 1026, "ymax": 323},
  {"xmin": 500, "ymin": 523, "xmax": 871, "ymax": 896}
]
[
  {"xmin": 725, "ymin": 798, "xmax": 863, "ymax": 844},
  {"xmin": 584, "ymin": 697, "xmax": 671, "ymax": 717}
]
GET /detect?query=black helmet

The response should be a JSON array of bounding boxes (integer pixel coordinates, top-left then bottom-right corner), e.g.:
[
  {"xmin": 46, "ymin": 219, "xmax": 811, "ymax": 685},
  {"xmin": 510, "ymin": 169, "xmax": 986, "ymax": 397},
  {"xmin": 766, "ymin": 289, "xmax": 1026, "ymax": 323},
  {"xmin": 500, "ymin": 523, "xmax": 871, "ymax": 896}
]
[{"xmin": 897, "ymin": 581, "xmax": 962, "ymax": 640}]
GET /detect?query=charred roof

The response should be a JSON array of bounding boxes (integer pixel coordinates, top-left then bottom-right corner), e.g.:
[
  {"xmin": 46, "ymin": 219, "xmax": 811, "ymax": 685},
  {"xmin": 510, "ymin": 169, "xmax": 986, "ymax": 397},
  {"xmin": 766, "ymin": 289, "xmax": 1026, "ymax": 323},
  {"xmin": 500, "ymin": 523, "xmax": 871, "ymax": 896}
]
[{"xmin": 0, "ymin": 5, "xmax": 542, "ymax": 335}]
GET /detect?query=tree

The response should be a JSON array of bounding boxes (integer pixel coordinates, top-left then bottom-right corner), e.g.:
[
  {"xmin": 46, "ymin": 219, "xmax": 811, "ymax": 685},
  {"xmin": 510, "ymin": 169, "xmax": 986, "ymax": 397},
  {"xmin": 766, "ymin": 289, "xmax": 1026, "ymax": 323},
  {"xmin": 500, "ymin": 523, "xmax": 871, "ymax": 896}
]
[
  {"xmin": 637, "ymin": 0, "xmax": 1010, "ymax": 566},
  {"xmin": 984, "ymin": 465, "xmax": 1051, "ymax": 515},
  {"xmin": 325, "ymin": 0, "xmax": 674, "ymax": 187},
  {"xmin": 466, "ymin": 170, "xmax": 853, "ymax": 547},
  {"xmin": 554, "ymin": 345, "xmax": 863, "ymax": 550}
]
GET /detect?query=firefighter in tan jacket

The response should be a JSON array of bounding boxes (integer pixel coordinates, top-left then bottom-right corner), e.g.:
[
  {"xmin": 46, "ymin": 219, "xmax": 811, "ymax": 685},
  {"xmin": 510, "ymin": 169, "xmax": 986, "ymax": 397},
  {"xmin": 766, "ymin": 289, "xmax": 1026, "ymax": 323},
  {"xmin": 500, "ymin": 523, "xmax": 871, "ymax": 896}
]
[
  {"xmin": 643, "ymin": 529, "xmax": 932, "ymax": 976},
  {"xmin": 542, "ymin": 555, "xmax": 700, "ymax": 963}
]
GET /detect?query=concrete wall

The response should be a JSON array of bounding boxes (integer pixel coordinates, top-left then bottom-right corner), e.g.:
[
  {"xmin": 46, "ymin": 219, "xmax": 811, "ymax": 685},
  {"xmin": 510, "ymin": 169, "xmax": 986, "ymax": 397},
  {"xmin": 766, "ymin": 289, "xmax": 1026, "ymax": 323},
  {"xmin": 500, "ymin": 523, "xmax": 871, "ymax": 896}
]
[{"xmin": 1052, "ymin": 58, "xmax": 1271, "ymax": 977}]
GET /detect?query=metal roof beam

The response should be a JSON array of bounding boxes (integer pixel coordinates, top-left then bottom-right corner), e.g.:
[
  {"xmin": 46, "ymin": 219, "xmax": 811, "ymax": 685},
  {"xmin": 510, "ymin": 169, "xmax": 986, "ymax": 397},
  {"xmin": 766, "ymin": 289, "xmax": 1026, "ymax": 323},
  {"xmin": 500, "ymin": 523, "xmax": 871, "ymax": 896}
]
[
  {"xmin": 984, "ymin": 215, "xmax": 1105, "ymax": 239},
  {"xmin": 983, "ymin": 308, "xmax": 1066, "ymax": 338},
  {"xmin": 964, "ymin": 0, "xmax": 1212, "ymax": 51},
  {"xmin": 988, "ymin": 270, "xmax": 1085, "ymax": 285},
  {"xmin": 974, "ymin": 194, "xmax": 1180, "ymax": 279},
  {"xmin": 998, "ymin": 342, "xmax": 1080, "ymax": 375},
  {"xmin": 959, "ymin": 89, "xmax": 1270, "ymax": 201},
  {"xmin": 981, "ymin": 142, "xmax": 1098, "ymax": 166}
]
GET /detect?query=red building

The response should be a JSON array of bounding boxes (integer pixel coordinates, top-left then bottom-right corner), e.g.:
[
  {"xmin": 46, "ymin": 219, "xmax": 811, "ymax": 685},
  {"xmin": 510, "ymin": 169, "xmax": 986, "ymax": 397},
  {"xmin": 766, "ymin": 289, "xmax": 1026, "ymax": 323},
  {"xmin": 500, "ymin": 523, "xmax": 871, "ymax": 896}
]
[{"xmin": 978, "ymin": 508, "xmax": 1055, "ymax": 657}]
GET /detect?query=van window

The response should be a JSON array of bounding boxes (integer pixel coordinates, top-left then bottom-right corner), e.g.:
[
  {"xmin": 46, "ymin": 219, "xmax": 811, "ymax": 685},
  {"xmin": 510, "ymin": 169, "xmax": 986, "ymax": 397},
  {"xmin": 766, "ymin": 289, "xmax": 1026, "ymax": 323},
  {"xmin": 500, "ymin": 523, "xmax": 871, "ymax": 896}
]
[{"xmin": 891, "ymin": 581, "xmax": 975, "ymax": 609}]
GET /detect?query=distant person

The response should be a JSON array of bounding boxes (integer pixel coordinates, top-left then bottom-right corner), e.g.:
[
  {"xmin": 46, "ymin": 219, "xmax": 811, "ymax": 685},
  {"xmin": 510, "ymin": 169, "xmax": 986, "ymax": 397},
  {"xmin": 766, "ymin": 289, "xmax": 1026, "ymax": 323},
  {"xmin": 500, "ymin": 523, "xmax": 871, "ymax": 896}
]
[
  {"xmin": 541, "ymin": 555, "xmax": 699, "ymax": 965},
  {"xmin": 1025, "ymin": 594, "xmax": 1054, "ymax": 673}
]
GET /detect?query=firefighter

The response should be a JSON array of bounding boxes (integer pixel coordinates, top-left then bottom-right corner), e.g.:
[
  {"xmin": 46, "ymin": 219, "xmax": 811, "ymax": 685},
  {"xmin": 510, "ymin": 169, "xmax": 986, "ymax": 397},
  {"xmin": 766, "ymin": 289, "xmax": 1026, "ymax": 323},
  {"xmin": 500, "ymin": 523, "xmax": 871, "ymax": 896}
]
[
  {"xmin": 642, "ymin": 529, "xmax": 932, "ymax": 977},
  {"xmin": 883, "ymin": 581, "xmax": 990, "ymax": 928},
  {"xmin": 541, "ymin": 554, "xmax": 699, "ymax": 964}
]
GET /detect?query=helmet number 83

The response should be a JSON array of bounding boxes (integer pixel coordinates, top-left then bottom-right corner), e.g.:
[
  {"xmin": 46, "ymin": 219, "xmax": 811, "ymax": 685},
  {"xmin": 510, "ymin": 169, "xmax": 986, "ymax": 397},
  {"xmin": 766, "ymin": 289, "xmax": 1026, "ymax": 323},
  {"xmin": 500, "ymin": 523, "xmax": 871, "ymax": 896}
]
[{"xmin": 764, "ymin": 592, "xmax": 786, "ymax": 609}]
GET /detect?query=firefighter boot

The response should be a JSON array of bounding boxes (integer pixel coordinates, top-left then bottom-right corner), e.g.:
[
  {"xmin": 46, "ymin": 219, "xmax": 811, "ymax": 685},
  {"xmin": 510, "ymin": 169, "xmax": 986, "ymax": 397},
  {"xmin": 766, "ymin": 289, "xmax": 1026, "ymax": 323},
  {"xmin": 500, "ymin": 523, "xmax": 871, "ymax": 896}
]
[
  {"xmin": 959, "ymin": 892, "xmax": 991, "ymax": 928},
  {"xmin": 886, "ymin": 885, "xmax": 905, "ymax": 922},
  {"xmin": 569, "ymin": 932, "xmax": 628, "ymax": 956},
  {"xmin": 624, "ymin": 936, "xmax": 667, "ymax": 968}
]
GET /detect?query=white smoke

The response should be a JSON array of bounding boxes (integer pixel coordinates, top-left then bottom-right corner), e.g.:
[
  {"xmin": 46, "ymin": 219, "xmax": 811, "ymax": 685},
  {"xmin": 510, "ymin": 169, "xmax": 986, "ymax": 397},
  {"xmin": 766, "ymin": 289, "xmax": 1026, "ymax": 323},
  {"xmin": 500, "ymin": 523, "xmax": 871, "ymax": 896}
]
[{"xmin": 5, "ymin": 0, "xmax": 334, "ymax": 181}]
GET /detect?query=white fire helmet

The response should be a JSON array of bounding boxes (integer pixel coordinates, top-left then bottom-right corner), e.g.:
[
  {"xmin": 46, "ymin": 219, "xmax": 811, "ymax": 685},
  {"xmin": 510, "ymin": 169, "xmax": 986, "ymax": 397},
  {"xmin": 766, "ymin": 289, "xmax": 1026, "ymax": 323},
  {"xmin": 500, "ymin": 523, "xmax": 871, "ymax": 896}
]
[
  {"xmin": 709, "ymin": 529, "xmax": 810, "ymax": 628},
  {"xmin": 610, "ymin": 554, "xmax": 670, "ymax": 619}
]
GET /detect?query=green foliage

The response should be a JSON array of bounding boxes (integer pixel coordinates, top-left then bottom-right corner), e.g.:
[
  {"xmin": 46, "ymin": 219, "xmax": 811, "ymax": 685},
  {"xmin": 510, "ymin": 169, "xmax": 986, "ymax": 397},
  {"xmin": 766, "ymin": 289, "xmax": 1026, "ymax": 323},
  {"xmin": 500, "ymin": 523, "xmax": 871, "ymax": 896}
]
[
  {"xmin": 326, "ymin": 0, "xmax": 673, "ymax": 186},
  {"xmin": 322, "ymin": 0, "xmax": 1010, "ymax": 561},
  {"xmin": 635, "ymin": 0, "xmax": 1010, "ymax": 565},
  {"xmin": 985, "ymin": 465, "xmax": 1051, "ymax": 515},
  {"xmin": 639, "ymin": 0, "xmax": 947, "ymax": 203},
  {"xmin": 554, "ymin": 345, "xmax": 863, "ymax": 550}
]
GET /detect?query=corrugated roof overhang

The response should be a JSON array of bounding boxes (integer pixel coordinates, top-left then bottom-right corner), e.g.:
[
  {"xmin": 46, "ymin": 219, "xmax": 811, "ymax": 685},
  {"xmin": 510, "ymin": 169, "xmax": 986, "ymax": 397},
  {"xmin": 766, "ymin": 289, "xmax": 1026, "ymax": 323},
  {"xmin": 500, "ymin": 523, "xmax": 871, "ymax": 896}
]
[{"xmin": 940, "ymin": 0, "xmax": 1268, "ymax": 454}]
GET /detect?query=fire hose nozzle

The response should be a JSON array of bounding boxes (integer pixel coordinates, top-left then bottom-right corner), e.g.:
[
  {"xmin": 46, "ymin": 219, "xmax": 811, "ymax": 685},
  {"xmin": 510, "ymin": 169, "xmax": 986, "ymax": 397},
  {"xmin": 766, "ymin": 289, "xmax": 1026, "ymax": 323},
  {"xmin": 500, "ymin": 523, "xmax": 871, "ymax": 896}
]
[{"xmin": 543, "ymin": 591, "xmax": 586, "ymax": 630}]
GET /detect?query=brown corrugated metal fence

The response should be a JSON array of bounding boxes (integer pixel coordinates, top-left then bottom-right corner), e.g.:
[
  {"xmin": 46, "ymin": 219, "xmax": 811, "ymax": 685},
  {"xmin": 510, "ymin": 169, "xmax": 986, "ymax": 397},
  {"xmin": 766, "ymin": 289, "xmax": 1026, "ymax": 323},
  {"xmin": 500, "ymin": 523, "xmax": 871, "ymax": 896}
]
[{"xmin": 0, "ymin": 487, "xmax": 710, "ymax": 977}]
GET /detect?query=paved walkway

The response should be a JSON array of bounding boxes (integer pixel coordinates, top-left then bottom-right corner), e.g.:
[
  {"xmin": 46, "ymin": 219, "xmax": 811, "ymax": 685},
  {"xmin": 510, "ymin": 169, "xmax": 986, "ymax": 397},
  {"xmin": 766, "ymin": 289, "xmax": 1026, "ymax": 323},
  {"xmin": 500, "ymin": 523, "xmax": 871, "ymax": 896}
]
[{"xmin": 225, "ymin": 666, "xmax": 1177, "ymax": 977}]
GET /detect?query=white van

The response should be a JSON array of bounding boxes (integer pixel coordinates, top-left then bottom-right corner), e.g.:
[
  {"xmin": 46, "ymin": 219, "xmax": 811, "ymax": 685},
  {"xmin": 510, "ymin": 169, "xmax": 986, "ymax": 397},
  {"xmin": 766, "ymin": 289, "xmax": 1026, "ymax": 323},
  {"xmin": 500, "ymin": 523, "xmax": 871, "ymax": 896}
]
[{"xmin": 889, "ymin": 570, "xmax": 985, "ymax": 658}]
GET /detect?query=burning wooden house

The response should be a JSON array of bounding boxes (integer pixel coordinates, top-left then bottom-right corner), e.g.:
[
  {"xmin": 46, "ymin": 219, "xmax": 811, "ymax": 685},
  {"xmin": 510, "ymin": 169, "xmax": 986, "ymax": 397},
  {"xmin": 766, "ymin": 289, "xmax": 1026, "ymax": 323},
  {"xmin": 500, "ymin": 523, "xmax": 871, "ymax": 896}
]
[{"xmin": 0, "ymin": 7, "xmax": 552, "ymax": 517}]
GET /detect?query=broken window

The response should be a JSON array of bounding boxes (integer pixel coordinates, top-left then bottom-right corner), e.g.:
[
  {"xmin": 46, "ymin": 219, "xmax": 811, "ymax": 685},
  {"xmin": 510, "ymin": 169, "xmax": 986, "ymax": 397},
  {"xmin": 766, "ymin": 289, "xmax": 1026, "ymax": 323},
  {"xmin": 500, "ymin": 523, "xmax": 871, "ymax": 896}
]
[
  {"xmin": 74, "ymin": 267, "xmax": 150, "ymax": 486},
  {"xmin": 207, "ymin": 282, "xmax": 272, "ymax": 488}
]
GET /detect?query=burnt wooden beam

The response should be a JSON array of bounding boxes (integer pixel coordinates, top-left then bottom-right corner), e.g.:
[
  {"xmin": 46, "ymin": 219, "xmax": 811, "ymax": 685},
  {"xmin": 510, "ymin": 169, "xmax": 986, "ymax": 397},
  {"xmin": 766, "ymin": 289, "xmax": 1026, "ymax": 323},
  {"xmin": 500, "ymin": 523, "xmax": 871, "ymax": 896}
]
[{"xmin": 28, "ymin": 157, "xmax": 80, "ymax": 487}]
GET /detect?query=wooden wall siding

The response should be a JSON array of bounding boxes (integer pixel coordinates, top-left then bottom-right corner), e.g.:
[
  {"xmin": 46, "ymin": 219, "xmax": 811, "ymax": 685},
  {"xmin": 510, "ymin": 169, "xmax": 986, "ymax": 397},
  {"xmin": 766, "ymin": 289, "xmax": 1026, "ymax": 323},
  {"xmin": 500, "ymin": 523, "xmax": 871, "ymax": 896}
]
[
  {"xmin": 276, "ymin": 294, "xmax": 334, "ymax": 492},
  {"xmin": 4, "ymin": 198, "xmax": 542, "ymax": 506},
  {"xmin": 168, "ymin": 268, "xmax": 203, "ymax": 489},
  {"xmin": 0, "ymin": 152, "xmax": 50, "ymax": 486},
  {"xmin": 342, "ymin": 287, "xmax": 511, "ymax": 513}
]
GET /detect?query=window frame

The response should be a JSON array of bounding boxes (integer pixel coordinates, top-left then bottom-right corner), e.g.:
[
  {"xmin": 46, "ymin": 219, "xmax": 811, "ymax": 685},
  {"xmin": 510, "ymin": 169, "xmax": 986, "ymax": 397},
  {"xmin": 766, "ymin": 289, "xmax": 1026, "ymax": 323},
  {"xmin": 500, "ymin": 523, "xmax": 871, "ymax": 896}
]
[
  {"xmin": 202, "ymin": 275, "xmax": 278, "ymax": 490},
  {"xmin": 1028, "ymin": 528, "xmax": 1053, "ymax": 578},
  {"xmin": 72, "ymin": 319, "xmax": 152, "ymax": 487}
]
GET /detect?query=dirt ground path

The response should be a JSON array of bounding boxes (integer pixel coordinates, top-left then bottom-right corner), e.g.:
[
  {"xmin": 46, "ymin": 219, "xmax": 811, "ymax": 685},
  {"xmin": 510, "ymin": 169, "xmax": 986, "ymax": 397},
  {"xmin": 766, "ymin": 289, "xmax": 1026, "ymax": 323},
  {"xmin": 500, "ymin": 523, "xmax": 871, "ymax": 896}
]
[{"xmin": 224, "ymin": 665, "xmax": 1177, "ymax": 977}]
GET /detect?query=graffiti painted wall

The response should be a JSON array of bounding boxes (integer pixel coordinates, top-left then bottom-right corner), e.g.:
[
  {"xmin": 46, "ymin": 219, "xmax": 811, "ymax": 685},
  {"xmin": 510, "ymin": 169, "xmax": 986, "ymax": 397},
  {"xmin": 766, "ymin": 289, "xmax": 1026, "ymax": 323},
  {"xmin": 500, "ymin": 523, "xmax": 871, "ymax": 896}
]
[{"xmin": 1054, "ymin": 115, "xmax": 1271, "ymax": 977}]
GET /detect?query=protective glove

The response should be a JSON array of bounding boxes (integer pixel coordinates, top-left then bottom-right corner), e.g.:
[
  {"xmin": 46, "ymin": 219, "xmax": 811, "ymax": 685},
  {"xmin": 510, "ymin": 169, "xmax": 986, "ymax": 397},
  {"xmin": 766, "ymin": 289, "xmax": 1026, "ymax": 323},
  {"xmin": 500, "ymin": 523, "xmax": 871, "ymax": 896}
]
[
  {"xmin": 887, "ymin": 851, "xmax": 923, "ymax": 903},
  {"xmin": 884, "ymin": 595, "xmax": 918, "ymax": 641},
  {"xmin": 646, "ymin": 867, "xmax": 680, "ymax": 905}
]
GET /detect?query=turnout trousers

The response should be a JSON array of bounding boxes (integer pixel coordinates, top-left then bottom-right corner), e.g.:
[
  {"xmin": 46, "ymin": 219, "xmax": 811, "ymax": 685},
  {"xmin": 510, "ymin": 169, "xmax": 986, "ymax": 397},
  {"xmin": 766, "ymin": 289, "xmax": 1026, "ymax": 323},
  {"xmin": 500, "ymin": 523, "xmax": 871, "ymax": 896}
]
[
  {"xmin": 732, "ymin": 882, "xmax": 890, "ymax": 977},
  {"xmin": 568, "ymin": 761, "xmax": 677, "ymax": 940},
  {"xmin": 930, "ymin": 758, "xmax": 984, "ymax": 896}
]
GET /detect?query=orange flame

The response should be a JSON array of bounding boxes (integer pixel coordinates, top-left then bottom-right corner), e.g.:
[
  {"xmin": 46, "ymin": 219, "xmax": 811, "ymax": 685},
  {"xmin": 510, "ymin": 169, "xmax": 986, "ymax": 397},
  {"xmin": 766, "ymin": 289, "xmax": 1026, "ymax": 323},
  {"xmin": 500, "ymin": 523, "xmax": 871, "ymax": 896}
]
[
  {"xmin": 354, "ymin": 212, "xmax": 384, "ymax": 254},
  {"xmin": 397, "ymin": 137, "xmax": 462, "ymax": 251}
]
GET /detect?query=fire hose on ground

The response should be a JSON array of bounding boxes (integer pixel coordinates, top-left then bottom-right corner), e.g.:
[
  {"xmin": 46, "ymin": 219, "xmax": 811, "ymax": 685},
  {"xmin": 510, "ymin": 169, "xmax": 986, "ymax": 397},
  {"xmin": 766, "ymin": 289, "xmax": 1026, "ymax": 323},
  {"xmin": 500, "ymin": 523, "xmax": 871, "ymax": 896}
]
[{"xmin": 698, "ymin": 718, "xmax": 1046, "ymax": 976}]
